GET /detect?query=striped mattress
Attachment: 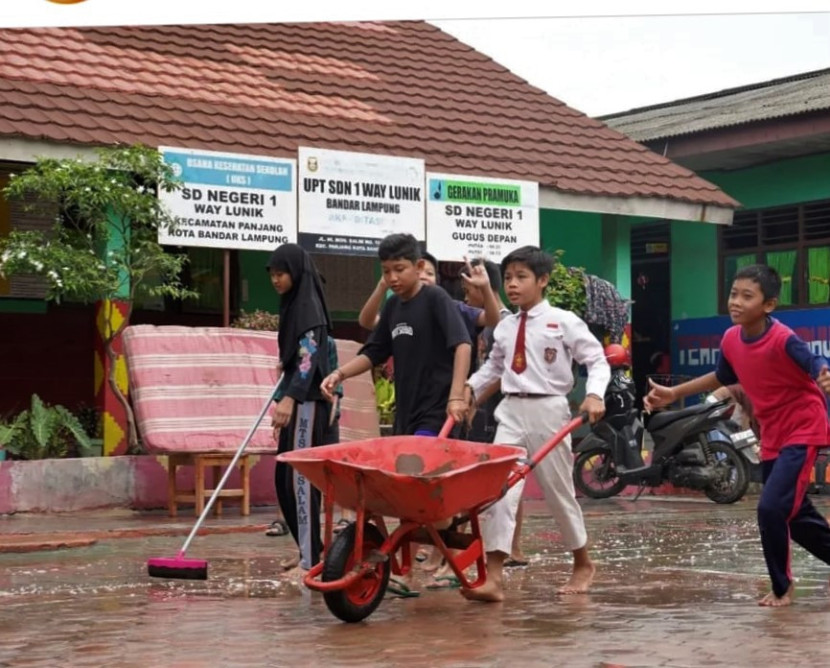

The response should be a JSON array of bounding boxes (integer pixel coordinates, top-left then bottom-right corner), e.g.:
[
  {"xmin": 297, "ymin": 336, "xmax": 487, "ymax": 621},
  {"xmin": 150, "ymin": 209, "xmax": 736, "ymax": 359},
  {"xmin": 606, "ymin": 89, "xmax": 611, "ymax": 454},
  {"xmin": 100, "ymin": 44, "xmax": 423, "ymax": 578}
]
[{"xmin": 122, "ymin": 325, "xmax": 379, "ymax": 454}]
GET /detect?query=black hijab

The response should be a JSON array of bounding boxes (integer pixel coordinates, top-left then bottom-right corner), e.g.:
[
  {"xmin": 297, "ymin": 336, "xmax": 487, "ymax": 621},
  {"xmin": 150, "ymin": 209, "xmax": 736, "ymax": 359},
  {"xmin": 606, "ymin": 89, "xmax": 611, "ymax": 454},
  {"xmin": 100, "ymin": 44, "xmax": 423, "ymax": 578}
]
[{"xmin": 266, "ymin": 244, "xmax": 332, "ymax": 367}]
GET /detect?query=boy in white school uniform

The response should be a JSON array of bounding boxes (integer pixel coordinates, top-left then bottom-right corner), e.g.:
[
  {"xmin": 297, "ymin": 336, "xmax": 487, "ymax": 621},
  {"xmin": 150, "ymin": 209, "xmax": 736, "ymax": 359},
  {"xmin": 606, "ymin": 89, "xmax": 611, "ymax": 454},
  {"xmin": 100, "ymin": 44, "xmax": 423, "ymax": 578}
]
[{"xmin": 461, "ymin": 246, "xmax": 610, "ymax": 602}]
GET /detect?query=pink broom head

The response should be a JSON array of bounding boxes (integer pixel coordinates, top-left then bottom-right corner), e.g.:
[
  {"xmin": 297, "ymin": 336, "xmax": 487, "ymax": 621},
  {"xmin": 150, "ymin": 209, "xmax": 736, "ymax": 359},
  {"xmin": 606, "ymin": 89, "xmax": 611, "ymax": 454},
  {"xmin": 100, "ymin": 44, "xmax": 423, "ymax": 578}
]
[{"xmin": 147, "ymin": 556, "xmax": 208, "ymax": 580}]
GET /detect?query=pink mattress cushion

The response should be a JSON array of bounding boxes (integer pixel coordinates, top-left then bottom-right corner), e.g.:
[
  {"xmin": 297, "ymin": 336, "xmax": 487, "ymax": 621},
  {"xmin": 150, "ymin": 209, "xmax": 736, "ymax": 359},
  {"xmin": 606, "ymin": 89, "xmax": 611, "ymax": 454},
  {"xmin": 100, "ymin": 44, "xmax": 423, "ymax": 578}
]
[
  {"xmin": 123, "ymin": 325, "xmax": 280, "ymax": 454},
  {"xmin": 122, "ymin": 325, "xmax": 378, "ymax": 454}
]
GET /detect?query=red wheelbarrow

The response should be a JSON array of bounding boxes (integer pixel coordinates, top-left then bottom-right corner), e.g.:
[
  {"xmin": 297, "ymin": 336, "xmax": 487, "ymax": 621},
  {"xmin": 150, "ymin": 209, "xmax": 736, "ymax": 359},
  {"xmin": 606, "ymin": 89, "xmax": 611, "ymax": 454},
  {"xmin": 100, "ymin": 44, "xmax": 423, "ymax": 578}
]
[{"xmin": 277, "ymin": 413, "xmax": 588, "ymax": 622}]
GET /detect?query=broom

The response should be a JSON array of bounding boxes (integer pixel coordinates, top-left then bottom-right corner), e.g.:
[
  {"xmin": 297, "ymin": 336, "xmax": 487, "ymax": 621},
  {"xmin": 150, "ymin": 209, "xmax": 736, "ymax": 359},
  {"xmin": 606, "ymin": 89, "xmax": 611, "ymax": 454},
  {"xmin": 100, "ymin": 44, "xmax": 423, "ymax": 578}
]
[{"xmin": 147, "ymin": 377, "xmax": 282, "ymax": 580}]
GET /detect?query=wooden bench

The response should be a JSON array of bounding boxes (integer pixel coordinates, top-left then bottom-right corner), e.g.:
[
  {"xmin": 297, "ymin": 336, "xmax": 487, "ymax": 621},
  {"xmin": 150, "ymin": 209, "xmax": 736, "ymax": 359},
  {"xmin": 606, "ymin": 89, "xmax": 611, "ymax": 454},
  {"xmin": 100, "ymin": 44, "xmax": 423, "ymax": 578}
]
[{"xmin": 123, "ymin": 325, "xmax": 379, "ymax": 517}]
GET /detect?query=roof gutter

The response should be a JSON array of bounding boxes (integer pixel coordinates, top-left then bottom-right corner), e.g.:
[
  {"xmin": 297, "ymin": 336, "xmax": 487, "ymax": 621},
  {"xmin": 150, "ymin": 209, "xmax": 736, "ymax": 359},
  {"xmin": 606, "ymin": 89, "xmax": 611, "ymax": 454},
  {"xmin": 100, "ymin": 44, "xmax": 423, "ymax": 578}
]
[
  {"xmin": 0, "ymin": 138, "xmax": 99, "ymax": 164},
  {"xmin": 539, "ymin": 187, "xmax": 734, "ymax": 225}
]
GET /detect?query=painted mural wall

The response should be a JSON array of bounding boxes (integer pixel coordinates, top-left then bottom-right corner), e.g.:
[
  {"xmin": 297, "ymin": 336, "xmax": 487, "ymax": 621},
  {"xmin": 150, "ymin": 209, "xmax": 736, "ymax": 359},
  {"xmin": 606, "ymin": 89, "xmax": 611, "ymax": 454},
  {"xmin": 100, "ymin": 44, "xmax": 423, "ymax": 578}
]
[{"xmin": 673, "ymin": 308, "xmax": 830, "ymax": 377}]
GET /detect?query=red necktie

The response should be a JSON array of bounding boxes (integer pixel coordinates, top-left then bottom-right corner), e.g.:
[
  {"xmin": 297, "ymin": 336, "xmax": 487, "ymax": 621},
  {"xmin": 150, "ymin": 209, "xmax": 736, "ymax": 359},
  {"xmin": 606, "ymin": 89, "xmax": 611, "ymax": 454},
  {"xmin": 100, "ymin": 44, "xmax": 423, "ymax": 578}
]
[{"xmin": 511, "ymin": 311, "xmax": 528, "ymax": 374}]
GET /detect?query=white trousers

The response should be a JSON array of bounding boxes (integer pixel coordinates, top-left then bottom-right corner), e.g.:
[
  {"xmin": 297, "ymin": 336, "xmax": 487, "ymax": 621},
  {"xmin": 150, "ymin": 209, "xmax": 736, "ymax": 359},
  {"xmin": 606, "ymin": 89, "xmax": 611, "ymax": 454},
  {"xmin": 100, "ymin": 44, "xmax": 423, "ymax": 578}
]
[{"xmin": 480, "ymin": 395, "xmax": 588, "ymax": 555}]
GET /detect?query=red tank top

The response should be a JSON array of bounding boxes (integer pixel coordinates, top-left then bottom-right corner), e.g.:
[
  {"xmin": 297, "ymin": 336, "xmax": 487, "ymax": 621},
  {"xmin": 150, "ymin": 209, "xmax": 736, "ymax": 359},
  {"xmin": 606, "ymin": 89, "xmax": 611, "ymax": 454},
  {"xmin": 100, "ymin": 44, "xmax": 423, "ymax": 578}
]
[{"xmin": 720, "ymin": 321, "xmax": 829, "ymax": 459}]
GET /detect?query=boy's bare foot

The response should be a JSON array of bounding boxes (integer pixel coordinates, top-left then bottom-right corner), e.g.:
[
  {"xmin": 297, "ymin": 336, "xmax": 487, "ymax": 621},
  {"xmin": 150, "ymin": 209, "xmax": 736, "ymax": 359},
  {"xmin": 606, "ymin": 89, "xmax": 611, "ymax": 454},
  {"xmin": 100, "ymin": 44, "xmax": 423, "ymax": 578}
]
[
  {"xmin": 432, "ymin": 560, "xmax": 453, "ymax": 579},
  {"xmin": 281, "ymin": 565, "xmax": 308, "ymax": 585},
  {"xmin": 758, "ymin": 585, "xmax": 794, "ymax": 607},
  {"xmin": 280, "ymin": 553, "xmax": 300, "ymax": 571},
  {"xmin": 460, "ymin": 579, "xmax": 504, "ymax": 602},
  {"xmin": 558, "ymin": 562, "xmax": 596, "ymax": 594},
  {"xmin": 420, "ymin": 547, "xmax": 444, "ymax": 573},
  {"xmin": 391, "ymin": 572, "xmax": 415, "ymax": 590}
]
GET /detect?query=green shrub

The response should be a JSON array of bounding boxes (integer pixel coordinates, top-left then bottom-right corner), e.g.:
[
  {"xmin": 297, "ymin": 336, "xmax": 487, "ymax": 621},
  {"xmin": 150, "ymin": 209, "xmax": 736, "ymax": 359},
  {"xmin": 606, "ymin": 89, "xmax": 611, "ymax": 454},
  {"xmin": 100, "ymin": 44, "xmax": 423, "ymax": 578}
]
[{"xmin": 545, "ymin": 249, "xmax": 587, "ymax": 317}]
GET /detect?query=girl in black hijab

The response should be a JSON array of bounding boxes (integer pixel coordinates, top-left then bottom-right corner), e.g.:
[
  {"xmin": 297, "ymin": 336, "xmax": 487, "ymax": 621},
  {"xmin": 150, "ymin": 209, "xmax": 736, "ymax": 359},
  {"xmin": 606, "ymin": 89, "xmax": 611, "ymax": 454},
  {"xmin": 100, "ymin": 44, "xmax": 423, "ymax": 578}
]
[{"xmin": 266, "ymin": 243, "xmax": 340, "ymax": 572}]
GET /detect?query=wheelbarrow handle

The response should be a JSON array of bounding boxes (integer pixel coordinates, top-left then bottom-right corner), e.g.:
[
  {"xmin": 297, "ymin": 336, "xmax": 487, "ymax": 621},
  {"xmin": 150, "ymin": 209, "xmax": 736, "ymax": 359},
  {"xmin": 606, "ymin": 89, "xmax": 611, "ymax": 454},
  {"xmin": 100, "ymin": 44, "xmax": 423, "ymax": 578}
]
[
  {"xmin": 438, "ymin": 416, "xmax": 455, "ymax": 439},
  {"xmin": 505, "ymin": 412, "xmax": 589, "ymax": 488}
]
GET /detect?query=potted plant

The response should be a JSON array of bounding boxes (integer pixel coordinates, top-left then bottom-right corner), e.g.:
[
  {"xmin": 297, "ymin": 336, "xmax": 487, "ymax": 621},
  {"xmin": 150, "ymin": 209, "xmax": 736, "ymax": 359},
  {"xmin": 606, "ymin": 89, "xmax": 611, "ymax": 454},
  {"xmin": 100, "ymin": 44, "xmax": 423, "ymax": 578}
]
[{"xmin": 0, "ymin": 394, "xmax": 92, "ymax": 460}]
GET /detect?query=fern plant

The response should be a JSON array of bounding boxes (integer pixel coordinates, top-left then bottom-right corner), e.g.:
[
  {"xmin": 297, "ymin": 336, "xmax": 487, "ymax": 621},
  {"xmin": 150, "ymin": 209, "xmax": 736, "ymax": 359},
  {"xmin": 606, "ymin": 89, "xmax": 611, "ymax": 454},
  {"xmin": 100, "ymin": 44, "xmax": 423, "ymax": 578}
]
[{"xmin": 0, "ymin": 394, "xmax": 92, "ymax": 459}]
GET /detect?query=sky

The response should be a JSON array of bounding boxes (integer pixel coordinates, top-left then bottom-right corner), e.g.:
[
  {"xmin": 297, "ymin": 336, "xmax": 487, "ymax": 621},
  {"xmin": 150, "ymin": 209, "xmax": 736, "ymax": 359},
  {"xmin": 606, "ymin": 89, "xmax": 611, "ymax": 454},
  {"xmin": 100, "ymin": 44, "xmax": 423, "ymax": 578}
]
[
  {"xmin": 432, "ymin": 12, "xmax": 830, "ymax": 117},
  {"xmin": 3, "ymin": 2, "xmax": 829, "ymax": 119}
]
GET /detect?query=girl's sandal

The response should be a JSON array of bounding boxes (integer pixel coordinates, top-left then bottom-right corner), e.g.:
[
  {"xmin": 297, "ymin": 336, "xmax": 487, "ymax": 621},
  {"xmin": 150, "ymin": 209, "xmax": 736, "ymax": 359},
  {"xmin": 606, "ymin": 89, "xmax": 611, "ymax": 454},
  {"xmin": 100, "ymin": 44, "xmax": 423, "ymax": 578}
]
[{"xmin": 332, "ymin": 518, "xmax": 352, "ymax": 535}]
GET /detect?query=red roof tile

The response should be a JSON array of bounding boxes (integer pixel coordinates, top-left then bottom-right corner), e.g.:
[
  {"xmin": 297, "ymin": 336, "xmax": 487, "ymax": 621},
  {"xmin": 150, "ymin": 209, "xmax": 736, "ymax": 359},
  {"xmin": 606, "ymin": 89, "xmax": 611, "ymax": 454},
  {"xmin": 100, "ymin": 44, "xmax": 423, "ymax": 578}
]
[{"xmin": 0, "ymin": 22, "xmax": 737, "ymax": 209}]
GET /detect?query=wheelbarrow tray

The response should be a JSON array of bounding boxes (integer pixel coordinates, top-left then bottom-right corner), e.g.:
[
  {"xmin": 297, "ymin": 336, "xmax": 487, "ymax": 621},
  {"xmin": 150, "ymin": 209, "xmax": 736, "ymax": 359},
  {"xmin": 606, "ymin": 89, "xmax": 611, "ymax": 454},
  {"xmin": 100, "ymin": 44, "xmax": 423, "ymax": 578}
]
[{"xmin": 277, "ymin": 436, "xmax": 525, "ymax": 524}]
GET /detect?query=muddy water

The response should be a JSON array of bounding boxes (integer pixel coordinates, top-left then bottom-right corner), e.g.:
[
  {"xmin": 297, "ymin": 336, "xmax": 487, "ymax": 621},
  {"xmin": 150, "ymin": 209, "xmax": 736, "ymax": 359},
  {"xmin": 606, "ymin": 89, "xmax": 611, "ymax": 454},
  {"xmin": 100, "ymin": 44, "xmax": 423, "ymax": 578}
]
[{"xmin": 2, "ymin": 498, "xmax": 830, "ymax": 667}]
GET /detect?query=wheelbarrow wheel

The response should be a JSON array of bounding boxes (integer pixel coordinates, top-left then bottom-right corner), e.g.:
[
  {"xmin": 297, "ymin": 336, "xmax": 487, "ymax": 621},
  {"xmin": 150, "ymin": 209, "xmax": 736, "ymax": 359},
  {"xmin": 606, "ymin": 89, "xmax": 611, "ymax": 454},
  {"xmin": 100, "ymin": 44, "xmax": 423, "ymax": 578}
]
[{"xmin": 322, "ymin": 522, "xmax": 389, "ymax": 623}]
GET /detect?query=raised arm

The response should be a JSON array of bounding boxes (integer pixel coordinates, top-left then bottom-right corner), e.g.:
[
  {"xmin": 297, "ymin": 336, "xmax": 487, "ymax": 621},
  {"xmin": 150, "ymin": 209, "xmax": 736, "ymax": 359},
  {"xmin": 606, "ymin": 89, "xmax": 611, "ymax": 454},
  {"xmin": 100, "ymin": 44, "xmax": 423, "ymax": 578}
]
[
  {"xmin": 358, "ymin": 276, "xmax": 387, "ymax": 330},
  {"xmin": 462, "ymin": 257, "xmax": 501, "ymax": 328}
]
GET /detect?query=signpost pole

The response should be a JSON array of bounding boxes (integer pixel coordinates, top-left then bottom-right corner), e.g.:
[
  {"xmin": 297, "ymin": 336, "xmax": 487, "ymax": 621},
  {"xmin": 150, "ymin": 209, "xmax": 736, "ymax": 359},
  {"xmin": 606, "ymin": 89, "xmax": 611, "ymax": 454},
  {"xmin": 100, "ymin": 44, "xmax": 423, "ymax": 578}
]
[{"xmin": 223, "ymin": 248, "xmax": 230, "ymax": 327}]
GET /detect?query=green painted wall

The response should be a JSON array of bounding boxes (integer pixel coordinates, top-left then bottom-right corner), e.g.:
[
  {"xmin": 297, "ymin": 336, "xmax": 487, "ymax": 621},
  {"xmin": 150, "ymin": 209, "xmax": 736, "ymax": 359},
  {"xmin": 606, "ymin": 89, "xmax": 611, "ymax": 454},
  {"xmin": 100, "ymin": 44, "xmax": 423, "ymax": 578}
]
[
  {"xmin": 670, "ymin": 220, "xmax": 718, "ymax": 319},
  {"xmin": 105, "ymin": 208, "xmax": 130, "ymax": 299},
  {"xmin": 670, "ymin": 152, "xmax": 830, "ymax": 320},
  {"xmin": 702, "ymin": 153, "xmax": 830, "ymax": 210},
  {"xmin": 239, "ymin": 250, "xmax": 277, "ymax": 313},
  {"xmin": 540, "ymin": 209, "xmax": 603, "ymax": 275},
  {"xmin": 600, "ymin": 215, "xmax": 631, "ymax": 299}
]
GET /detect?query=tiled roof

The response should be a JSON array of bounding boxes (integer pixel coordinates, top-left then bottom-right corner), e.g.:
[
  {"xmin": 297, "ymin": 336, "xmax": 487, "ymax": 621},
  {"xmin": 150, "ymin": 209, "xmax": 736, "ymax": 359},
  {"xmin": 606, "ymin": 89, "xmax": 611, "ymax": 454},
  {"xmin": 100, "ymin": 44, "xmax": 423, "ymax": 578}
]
[
  {"xmin": 602, "ymin": 68, "xmax": 830, "ymax": 141},
  {"xmin": 0, "ymin": 21, "xmax": 736, "ymax": 209}
]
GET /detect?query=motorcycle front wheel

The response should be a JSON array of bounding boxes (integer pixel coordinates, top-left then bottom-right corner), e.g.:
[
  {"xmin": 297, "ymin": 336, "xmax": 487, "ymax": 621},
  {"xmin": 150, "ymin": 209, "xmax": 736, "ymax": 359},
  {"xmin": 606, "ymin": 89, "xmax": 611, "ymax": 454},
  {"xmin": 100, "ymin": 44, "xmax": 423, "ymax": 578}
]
[
  {"xmin": 573, "ymin": 447, "xmax": 626, "ymax": 499},
  {"xmin": 703, "ymin": 441, "xmax": 750, "ymax": 504}
]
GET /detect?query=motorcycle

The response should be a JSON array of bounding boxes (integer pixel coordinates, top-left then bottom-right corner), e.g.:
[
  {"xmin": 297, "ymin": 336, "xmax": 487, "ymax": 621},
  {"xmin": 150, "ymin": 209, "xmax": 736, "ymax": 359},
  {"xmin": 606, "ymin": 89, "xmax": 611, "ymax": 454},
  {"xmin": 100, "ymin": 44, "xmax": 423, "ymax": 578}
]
[{"xmin": 573, "ymin": 367, "xmax": 757, "ymax": 504}]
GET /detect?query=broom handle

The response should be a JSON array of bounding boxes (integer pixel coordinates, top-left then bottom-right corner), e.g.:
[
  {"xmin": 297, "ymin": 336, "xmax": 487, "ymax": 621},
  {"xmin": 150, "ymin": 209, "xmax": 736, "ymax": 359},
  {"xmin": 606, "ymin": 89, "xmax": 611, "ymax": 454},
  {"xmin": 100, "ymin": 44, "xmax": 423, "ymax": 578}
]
[{"xmin": 179, "ymin": 376, "xmax": 283, "ymax": 555}]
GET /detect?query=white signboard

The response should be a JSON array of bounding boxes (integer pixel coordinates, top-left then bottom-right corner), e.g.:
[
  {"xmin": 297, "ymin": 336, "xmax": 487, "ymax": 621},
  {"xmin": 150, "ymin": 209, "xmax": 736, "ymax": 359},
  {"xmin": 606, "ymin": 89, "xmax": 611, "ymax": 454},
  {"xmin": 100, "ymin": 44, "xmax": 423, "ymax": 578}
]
[
  {"xmin": 158, "ymin": 146, "xmax": 296, "ymax": 251},
  {"xmin": 426, "ymin": 172, "xmax": 539, "ymax": 262},
  {"xmin": 298, "ymin": 147, "xmax": 425, "ymax": 256}
]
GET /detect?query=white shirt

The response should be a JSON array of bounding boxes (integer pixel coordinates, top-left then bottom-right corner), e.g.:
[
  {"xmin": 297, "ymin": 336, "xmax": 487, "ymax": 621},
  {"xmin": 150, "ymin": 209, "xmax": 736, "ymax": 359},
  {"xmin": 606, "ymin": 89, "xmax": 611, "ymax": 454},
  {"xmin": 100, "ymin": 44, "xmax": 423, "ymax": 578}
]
[{"xmin": 467, "ymin": 299, "xmax": 610, "ymax": 400}]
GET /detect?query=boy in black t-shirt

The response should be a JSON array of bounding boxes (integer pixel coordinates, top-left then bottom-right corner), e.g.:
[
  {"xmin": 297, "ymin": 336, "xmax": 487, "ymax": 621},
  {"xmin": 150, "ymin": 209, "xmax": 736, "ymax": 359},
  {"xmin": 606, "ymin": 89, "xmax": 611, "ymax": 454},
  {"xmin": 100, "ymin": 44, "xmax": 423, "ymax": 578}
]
[{"xmin": 321, "ymin": 233, "xmax": 471, "ymax": 435}]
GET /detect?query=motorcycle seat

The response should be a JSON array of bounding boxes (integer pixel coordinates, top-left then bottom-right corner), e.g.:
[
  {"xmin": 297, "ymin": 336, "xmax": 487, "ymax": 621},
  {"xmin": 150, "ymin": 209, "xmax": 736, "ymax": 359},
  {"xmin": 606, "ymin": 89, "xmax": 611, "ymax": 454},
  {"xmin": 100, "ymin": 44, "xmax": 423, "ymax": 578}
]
[{"xmin": 648, "ymin": 401, "xmax": 725, "ymax": 431}]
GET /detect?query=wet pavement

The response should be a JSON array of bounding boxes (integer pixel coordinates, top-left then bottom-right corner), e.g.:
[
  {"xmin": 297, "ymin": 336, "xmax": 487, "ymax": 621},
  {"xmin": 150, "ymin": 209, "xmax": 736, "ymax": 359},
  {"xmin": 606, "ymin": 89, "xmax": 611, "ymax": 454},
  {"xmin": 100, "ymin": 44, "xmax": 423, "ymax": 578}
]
[{"xmin": 2, "ymin": 495, "xmax": 830, "ymax": 667}]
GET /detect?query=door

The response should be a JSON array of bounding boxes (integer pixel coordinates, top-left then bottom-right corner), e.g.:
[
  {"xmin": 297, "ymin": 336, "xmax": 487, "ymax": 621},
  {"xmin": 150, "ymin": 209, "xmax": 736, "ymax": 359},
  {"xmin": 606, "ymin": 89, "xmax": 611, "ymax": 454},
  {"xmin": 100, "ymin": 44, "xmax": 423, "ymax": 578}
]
[{"xmin": 630, "ymin": 223, "xmax": 671, "ymax": 406}]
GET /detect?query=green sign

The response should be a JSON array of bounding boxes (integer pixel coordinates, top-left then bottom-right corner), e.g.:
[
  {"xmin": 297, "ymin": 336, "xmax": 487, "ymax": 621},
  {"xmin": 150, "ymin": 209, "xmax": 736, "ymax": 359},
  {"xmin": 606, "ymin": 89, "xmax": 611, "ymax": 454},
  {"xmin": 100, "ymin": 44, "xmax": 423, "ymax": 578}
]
[{"xmin": 433, "ymin": 179, "xmax": 522, "ymax": 206}]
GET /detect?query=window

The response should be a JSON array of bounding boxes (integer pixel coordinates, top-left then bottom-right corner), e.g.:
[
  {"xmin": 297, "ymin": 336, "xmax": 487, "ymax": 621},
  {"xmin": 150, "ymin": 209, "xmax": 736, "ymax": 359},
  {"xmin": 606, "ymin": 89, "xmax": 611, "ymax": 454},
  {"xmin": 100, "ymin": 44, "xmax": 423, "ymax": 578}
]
[
  {"xmin": 182, "ymin": 247, "xmax": 225, "ymax": 312},
  {"xmin": 134, "ymin": 246, "xmax": 230, "ymax": 314},
  {"xmin": 0, "ymin": 166, "xmax": 50, "ymax": 300},
  {"xmin": 719, "ymin": 199, "xmax": 830, "ymax": 310}
]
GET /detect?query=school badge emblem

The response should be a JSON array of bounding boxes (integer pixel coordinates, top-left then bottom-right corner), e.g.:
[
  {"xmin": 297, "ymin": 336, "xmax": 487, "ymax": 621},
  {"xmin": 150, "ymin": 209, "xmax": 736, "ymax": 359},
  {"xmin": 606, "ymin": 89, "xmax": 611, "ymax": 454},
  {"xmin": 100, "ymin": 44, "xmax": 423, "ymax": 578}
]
[{"xmin": 544, "ymin": 347, "xmax": 557, "ymax": 364}]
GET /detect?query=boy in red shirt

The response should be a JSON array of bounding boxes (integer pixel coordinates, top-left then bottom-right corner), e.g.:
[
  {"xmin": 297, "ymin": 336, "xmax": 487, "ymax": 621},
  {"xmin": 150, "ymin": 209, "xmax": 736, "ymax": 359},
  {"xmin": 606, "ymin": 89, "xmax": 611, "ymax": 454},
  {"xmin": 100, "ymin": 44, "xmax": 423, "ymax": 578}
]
[{"xmin": 646, "ymin": 264, "xmax": 830, "ymax": 607}]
